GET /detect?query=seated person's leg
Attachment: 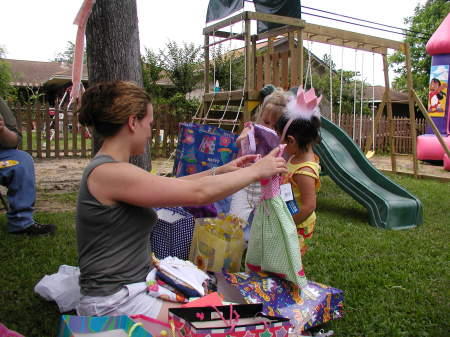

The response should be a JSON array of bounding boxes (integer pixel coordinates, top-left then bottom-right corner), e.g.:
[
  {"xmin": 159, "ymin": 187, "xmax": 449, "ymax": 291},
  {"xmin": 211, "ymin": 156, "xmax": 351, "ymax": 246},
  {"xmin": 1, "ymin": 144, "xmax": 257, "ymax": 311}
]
[
  {"xmin": 0, "ymin": 149, "xmax": 35, "ymax": 232},
  {"xmin": 0, "ymin": 149, "xmax": 55, "ymax": 234}
]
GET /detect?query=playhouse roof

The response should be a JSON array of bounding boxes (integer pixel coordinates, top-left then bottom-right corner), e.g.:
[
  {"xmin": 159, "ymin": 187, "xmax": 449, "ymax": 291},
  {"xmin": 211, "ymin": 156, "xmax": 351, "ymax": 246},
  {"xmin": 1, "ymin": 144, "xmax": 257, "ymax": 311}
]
[{"xmin": 426, "ymin": 13, "xmax": 450, "ymax": 56}]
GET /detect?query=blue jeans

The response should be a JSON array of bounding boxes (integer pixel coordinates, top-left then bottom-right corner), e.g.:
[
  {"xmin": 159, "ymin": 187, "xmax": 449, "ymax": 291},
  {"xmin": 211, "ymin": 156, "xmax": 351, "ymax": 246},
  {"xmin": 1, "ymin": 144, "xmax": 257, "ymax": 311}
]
[{"xmin": 0, "ymin": 149, "xmax": 35, "ymax": 232}]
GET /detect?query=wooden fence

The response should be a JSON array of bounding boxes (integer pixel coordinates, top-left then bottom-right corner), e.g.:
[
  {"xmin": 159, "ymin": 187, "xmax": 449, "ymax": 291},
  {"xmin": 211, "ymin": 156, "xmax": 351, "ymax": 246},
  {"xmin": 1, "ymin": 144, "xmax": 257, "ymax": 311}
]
[
  {"xmin": 12, "ymin": 103, "xmax": 183, "ymax": 159},
  {"xmin": 11, "ymin": 103, "xmax": 426, "ymax": 159}
]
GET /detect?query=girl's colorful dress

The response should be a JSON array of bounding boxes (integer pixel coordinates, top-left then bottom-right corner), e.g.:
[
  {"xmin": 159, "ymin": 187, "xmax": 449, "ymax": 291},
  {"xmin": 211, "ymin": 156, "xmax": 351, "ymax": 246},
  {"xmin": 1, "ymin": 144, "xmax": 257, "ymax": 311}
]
[
  {"xmin": 246, "ymin": 145, "xmax": 308, "ymax": 289},
  {"xmin": 282, "ymin": 156, "xmax": 321, "ymax": 256}
]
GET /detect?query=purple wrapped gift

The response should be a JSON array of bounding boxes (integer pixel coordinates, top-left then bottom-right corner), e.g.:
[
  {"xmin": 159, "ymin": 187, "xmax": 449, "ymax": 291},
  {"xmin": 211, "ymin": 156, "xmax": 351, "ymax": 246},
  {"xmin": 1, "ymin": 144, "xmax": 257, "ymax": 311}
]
[{"xmin": 222, "ymin": 271, "xmax": 344, "ymax": 334}]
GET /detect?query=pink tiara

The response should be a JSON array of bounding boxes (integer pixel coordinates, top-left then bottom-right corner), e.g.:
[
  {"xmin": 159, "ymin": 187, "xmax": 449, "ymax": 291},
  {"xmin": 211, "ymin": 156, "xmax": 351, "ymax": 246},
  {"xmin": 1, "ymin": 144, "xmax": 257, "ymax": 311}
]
[
  {"xmin": 280, "ymin": 87, "xmax": 322, "ymax": 141},
  {"xmin": 286, "ymin": 86, "xmax": 322, "ymax": 121}
]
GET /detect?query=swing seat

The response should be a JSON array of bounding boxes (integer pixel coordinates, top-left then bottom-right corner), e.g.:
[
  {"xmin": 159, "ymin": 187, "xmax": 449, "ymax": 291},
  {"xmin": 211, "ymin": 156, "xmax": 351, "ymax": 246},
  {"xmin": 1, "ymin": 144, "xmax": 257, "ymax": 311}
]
[{"xmin": 365, "ymin": 150, "xmax": 375, "ymax": 159}]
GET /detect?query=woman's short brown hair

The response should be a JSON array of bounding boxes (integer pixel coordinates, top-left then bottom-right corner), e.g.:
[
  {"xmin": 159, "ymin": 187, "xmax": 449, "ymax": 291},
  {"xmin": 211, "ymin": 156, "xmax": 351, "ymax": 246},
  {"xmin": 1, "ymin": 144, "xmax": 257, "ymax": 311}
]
[{"xmin": 78, "ymin": 81, "xmax": 152, "ymax": 137}]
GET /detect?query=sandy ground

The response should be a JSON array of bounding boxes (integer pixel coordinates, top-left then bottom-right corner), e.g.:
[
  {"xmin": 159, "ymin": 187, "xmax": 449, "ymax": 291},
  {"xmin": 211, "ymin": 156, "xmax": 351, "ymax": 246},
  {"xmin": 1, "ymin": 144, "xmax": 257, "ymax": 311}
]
[{"xmin": 32, "ymin": 155, "xmax": 448, "ymax": 212}]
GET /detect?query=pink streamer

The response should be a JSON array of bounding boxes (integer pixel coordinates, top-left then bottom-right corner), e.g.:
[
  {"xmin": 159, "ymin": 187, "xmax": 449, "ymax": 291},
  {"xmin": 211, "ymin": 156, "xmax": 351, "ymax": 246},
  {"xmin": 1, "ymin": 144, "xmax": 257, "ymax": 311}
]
[{"xmin": 70, "ymin": 0, "xmax": 96, "ymax": 106}]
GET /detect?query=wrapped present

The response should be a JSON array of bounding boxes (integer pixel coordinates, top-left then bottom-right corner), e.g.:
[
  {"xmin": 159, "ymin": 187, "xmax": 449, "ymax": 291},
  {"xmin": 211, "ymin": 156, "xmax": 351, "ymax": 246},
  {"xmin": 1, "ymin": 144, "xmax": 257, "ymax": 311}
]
[
  {"xmin": 189, "ymin": 214, "xmax": 246, "ymax": 272},
  {"xmin": 152, "ymin": 207, "xmax": 195, "ymax": 260},
  {"xmin": 168, "ymin": 303, "xmax": 291, "ymax": 337},
  {"xmin": 222, "ymin": 271, "xmax": 344, "ymax": 334},
  {"xmin": 58, "ymin": 315, "xmax": 152, "ymax": 337}
]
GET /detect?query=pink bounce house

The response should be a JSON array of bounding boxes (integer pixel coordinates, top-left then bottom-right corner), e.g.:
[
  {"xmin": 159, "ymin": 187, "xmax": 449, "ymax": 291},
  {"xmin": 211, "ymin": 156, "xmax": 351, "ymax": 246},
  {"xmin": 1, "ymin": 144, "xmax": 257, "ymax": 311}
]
[{"xmin": 417, "ymin": 13, "xmax": 450, "ymax": 171}]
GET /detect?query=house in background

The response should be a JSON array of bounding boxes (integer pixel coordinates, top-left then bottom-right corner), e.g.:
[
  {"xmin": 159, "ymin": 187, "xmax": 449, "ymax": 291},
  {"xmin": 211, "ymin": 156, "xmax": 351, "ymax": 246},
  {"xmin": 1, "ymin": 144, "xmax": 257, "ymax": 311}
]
[
  {"xmin": 364, "ymin": 85, "xmax": 415, "ymax": 118},
  {"xmin": 5, "ymin": 59, "xmax": 88, "ymax": 106}
]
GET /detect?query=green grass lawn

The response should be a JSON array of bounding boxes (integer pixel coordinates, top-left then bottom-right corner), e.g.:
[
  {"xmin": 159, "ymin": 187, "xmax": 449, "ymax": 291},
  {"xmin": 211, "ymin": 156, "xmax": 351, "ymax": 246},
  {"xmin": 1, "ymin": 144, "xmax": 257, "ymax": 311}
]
[{"xmin": 0, "ymin": 174, "xmax": 448, "ymax": 337}]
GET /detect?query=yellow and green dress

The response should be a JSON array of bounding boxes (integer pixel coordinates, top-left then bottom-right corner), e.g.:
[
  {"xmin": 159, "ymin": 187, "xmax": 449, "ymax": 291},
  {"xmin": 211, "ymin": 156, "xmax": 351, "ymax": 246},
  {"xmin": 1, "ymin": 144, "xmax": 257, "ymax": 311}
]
[{"xmin": 282, "ymin": 156, "xmax": 321, "ymax": 256}]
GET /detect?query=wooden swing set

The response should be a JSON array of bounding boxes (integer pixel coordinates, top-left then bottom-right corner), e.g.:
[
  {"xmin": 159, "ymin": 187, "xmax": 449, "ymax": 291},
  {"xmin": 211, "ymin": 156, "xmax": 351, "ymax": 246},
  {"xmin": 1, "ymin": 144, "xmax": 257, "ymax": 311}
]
[{"xmin": 195, "ymin": 10, "xmax": 450, "ymax": 178}]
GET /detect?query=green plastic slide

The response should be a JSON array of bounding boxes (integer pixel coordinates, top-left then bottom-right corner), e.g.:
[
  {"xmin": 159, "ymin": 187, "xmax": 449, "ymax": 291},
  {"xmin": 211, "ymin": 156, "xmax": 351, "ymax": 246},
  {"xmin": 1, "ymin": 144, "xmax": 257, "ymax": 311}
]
[{"xmin": 314, "ymin": 117, "xmax": 423, "ymax": 230}]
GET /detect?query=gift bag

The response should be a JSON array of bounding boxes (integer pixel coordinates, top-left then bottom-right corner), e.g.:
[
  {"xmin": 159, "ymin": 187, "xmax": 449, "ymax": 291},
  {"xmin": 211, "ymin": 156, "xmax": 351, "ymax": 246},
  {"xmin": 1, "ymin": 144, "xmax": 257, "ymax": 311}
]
[
  {"xmin": 58, "ymin": 315, "xmax": 152, "ymax": 337},
  {"xmin": 189, "ymin": 214, "xmax": 245, "ymax": 272},
  {"xmin": 168, "ymin": 303, "xmax": 291, "ymax": 337},
  {"xmin": 131, "ymin": 315, "xmax": 171, "ymax": 337},
  {"xmin": 239, "ymin": 122, "xmax": 279, "ymax": 157},
  {"xmin": 245, "ymin": 145, "xmax": 308, "ymax": 289},
  {"xmin": 152, "ymin": 208, "xmax": 195, "ymax": 260},
  {"xmin": 173, "ymin": 123, "xmax": 238, "ymax": 177}
]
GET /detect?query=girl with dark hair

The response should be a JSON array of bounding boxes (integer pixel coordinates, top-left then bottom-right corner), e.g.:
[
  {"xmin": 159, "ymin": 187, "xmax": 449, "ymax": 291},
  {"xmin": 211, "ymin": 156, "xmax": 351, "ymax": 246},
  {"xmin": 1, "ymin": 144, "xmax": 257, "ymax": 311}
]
[{"xmin": 274, "ymin": 87, "xmax": 322, "ymax": 256}]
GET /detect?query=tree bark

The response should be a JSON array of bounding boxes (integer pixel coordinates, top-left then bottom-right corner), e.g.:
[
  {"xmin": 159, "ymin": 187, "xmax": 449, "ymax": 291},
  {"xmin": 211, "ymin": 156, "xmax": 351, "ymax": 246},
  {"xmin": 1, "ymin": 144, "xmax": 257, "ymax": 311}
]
[{"xmin": 86, "ymin": 0, "xmax": 151, "ymax": 171}]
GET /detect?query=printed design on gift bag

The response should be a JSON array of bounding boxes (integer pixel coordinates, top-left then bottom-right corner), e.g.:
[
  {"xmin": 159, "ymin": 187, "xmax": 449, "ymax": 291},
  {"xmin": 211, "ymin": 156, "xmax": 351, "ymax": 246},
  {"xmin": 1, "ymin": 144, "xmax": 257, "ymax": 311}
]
[
  {"xmin": 186, "ymin": 165, "xmax": 198, "ymax": 175},
  {"xmin": 199, "ymin": 135, "xmax": 217, "ymax": 154},
  {"xmin": 218, "ymin": 147, "xmax": 233, "ymax": 163},
  {"xmin": 183, "ymin": 128, "xmax": 196, "ymax": 144},
  {"xmin": 183, "ymin": 148, "xmax": 198, "ymax": 163},
  {"xmin": 220, "ymin": 136, "xmax": 232, "ymax": 147}
]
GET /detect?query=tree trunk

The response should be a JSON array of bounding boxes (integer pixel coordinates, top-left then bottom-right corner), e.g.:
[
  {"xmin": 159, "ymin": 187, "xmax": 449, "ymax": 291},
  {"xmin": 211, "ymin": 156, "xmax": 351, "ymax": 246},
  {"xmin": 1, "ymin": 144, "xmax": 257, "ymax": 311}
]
[{"xmin": 85, "ymin": 0, "xmax": 151, "ymax": 171}]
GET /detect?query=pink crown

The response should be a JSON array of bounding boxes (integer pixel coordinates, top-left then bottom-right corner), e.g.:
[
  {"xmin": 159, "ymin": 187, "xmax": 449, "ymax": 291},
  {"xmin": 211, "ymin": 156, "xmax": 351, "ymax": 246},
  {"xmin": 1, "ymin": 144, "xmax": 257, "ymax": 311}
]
[{"xmin": 295, "ymin": 86, "xmax": 322, "ymax": 111}]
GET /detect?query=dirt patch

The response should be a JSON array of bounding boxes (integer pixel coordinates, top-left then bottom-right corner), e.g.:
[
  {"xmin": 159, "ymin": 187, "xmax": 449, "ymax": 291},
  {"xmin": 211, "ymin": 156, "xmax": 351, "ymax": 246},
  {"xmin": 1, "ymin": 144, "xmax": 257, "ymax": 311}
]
[
  {"xmin": 33, "ymin": 155, "xmax": 448, "ymax": 212},
  {"xmin": 34, "ymin": 157, "xmax": 174, "ymax": 212}
]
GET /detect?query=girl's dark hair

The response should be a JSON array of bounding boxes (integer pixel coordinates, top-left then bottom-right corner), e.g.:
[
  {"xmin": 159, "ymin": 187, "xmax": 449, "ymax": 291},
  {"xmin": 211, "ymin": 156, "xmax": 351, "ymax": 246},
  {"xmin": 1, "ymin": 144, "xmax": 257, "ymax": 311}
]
[
  {"xmin": 275, "ymin": 114, "xmax": 321, "ymax": 152},
  {"xmin": 78, "ymin": 81, "xmax": 152, "ymax": 138},
  {"xmin": 431, "ymin": 78, "xmax": 441, "ymax": 86}
]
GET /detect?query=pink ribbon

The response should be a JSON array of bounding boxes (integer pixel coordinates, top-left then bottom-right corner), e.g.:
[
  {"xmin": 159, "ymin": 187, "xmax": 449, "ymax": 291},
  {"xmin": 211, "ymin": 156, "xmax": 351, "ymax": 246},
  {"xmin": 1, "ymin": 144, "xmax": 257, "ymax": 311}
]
[{"xmin": 70, "ymin": 0, "xmax": 96, "ymax": 107}]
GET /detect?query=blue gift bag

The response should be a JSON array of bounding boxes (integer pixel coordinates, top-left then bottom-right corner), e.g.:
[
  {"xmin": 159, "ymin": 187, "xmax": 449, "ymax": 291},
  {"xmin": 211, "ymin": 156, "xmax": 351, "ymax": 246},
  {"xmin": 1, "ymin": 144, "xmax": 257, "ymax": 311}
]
[
  {"xmin": 173, "ymin": 123, "xmax": 238, "ymax": 177},
  {"xmin": 58, "ymin": 315, "xmax": 152, "ymax": 337}
]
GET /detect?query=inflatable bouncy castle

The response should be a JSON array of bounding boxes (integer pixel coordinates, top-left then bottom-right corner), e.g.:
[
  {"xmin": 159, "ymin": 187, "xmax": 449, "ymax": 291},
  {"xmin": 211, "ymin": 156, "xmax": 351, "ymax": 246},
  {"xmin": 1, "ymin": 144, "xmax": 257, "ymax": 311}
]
[{"xmin": 417, "ymin": 13, "xmax": 450, "ymax": 170}]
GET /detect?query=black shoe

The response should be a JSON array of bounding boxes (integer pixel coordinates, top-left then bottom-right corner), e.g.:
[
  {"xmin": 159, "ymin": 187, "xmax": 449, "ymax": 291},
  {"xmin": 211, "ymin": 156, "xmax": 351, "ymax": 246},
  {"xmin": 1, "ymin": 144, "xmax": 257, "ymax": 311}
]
[{"xmin": 11, "ymin": 222, "xmax": 56, "ymax": 236}]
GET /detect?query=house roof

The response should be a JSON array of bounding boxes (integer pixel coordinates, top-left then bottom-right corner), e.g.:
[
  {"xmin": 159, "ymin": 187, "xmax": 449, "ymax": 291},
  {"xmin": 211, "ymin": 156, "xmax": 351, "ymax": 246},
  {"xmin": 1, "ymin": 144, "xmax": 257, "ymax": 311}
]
[
  {"xmin": 4, "ymin": 59, "xmax": 88, "ymax": 87},
  {"xmin": 363, "ymin": 86, "xmax": 409, "ymax": 103}
]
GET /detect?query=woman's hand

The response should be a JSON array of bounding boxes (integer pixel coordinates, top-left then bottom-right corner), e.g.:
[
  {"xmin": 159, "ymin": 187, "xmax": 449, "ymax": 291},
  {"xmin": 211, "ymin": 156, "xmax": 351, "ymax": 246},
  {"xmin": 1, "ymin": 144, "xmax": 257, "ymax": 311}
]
[
  {"xmin": 218, "ymin": 154, "xmax": 258, "ymax": 174},
  {"xmin": 251, "ymin": 147, "xmax": 287, "ymax": 180}
]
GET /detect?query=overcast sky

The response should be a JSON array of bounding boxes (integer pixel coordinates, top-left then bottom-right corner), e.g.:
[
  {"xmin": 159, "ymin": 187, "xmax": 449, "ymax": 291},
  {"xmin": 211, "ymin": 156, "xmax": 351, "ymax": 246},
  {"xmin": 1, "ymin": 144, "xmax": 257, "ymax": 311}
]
[{"xmin": 0, "ymin": 0, "xmax": 427, "ymax": 86}]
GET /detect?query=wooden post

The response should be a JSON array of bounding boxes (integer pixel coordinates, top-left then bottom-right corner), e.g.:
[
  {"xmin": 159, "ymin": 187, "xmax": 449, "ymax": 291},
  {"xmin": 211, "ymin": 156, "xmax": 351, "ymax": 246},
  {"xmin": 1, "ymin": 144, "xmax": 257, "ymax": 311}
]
[
  {"xmin": 203, "ymin": 34, "xmax": 210, "ymax": 118},
  {"xmin": 404, "ymin": 43, "xmax": 419, "ymax": 177},
  {"xmin": 45, "ymin": 105, "xmax": 51, "ymax": 158},
  {"xmin": 298, "ymin": 30, "xmax": 304, "ymax": 87},
  {"xmin": 72, "ymin": 112, "xmax": 78, "ymax": 157},
  {"xmin": 288, "ymin": 31, "xmax": 296, "ymax": 87},
  {"xmin": 413, "ymin": 89, "xmax": 450, "ymax": 158},
  {"xmin": 15, "ymin": 103, "xmax": 23, "ymax": 150},
  {"xmin": 36, "ymin": 103, "xmax": 42, "ymax": 159},
  {"xmin": 245, "ymin": 18, "xmax": 254, "ymax": 93},
  {"xmin": 54, "ymin": 109, "xmax": 60, "ymax": 158},
  {"xmin": 244, "ymin": 18, "xmax": 252, "ymax": 122},
  {"xmin": 26, "ymin": 104, "xmax": 33, "ymax": 154},
  {"xmin": 64, "ymin": 109, "xmax": 69, "ymax": 157},
  {"xmin": 251, "ymin": 35, "xmax": 257, "ymax": 92},
  {"xmin": 383, "ymin": 54, "xmax": 396, "ymax": 172}
]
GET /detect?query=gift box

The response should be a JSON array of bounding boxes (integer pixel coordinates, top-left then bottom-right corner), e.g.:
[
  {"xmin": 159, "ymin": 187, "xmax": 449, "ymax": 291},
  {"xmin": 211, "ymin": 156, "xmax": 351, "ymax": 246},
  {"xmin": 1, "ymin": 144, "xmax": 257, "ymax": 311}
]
[
  {"xmin": 152, "ymin": 207, "xmax": 195, "ymax": 260},
  {"xmin": 168, "ymin": 303, "xmax": 291, "ymax": 337},
  {"xmin": 58, "ymin": 315, "xmax": 152, "ymax": 337},
  {"xmin": 222, "ymin": 272, "xmax": 344, "ymax": 334},
  {"xmin": 189, "ymin": 214, "xmax": 245, "ymax": 272}
]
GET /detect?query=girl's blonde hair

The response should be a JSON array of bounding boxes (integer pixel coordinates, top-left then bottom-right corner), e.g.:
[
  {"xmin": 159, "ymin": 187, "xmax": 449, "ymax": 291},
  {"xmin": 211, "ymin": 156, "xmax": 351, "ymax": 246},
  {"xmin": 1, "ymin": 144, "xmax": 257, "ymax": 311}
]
[{"xmin": 254, "ymin": 88, "xmax": 289, "ymax": 125}]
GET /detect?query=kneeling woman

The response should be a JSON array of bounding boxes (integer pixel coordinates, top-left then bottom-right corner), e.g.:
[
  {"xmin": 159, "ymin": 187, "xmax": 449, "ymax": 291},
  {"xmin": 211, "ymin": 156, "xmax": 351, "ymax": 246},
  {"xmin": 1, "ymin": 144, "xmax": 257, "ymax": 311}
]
[{"xmin": 75, "ymin": 81, "xmax": 287, "ymax": 321}]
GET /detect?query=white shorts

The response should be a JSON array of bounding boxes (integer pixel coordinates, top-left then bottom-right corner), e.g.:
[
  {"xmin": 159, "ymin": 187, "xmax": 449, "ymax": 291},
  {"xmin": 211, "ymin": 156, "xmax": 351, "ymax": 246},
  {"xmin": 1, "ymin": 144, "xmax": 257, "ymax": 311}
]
[{"xmin": 76, "ymin": 282, "xmax": 163, "ymax": 318}]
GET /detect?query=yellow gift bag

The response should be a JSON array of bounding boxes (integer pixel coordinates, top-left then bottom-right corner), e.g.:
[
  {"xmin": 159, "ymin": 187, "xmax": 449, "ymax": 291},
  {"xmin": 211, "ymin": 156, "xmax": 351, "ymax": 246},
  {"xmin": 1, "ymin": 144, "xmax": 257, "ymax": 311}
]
[{"xmin": 189, "ymin": 214, "xmax": 245, "ymax": 272}]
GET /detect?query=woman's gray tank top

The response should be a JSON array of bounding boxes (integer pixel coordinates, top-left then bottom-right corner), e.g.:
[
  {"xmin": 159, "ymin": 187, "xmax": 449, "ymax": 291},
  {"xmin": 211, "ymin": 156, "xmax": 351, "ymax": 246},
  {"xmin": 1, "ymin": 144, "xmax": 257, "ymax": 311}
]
[{"xmin": 76, "ymin": 155, "xmax": 157, "ymax": 296}]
